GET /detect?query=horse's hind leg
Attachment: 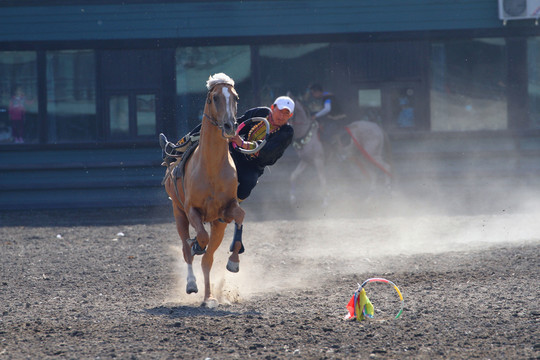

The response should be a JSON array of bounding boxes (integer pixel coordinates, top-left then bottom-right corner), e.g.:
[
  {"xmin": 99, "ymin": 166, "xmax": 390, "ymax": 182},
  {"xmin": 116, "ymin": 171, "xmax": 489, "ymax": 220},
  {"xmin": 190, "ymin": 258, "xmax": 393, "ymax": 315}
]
[
  {"xmin": 313, "ymin": 156, "xmax": 328, "ymax": 207},
  {"xmin": 363, "ymin": 137, "xmax": 391, "ymax": 189},
  {"xmin": 172, "ymin": 206, "xmax": 198, "ymax": 294}
]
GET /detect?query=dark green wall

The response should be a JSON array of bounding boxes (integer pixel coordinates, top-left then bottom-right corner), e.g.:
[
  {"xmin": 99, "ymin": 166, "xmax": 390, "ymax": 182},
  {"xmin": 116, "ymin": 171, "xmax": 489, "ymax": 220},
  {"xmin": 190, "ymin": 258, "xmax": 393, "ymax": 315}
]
[
  {"xmin": 0, "ymin": 147, "xmax": 166, "ymax": 210},
  {"xmin": 2, "ymin": 133, "xmax": 540, "ymax": 210},
  {"xmin": 0, "ymin": 0, "xmax": 506, "ymax": 43}
]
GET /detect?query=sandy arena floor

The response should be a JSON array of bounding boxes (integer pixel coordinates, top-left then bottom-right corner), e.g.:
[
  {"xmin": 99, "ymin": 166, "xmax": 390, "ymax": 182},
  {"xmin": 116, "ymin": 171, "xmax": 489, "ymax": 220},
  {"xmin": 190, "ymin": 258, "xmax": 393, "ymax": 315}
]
[{"xmin": 1, "ymin": 190, "xmax": 539, "ymax": 360}]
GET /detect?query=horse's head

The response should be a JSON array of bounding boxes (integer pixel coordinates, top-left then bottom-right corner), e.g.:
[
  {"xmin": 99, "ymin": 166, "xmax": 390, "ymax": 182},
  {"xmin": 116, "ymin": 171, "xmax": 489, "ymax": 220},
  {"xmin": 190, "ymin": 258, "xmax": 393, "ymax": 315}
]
[
  {"xmin": 205, "ymin": 73, "xmax": 238, "ymax": 138},
  {"xmin": 286, "ymin": 93, "xmax": 312, "ymax": 139}
]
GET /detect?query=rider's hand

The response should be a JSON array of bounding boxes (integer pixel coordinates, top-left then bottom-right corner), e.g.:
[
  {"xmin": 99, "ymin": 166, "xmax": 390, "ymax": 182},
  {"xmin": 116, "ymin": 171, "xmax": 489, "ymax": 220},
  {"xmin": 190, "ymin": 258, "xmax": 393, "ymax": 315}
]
[{"xmin": 229, "ymin": 134, "xmax": 243, "ymax": 147}]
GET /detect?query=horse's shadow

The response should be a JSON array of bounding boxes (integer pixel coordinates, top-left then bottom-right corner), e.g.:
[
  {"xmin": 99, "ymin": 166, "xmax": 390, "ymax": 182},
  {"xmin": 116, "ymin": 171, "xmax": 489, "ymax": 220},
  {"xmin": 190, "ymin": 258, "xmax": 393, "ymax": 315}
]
[{"xmin": 145, "ymin": 305, "xmax": 261, "ymax": 319}]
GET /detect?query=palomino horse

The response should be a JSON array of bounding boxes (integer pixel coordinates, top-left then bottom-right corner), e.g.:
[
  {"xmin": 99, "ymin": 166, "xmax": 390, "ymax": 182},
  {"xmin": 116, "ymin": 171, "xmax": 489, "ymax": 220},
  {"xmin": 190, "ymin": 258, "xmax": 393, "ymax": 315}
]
[
  {"xmin": 163, "ymin": 73, "xmax": 245, "ymax": 307},
  {"xmin": 289, "ymin": 98, "xmax": 392, "ymax": 207}
]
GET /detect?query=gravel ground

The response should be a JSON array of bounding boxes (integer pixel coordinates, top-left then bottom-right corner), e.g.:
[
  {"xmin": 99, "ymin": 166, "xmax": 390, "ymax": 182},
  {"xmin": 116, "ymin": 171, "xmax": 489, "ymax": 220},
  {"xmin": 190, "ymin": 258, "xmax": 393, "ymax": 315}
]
[{"xmin": 1, "ymin": 202, "xmax": 539, "ymax": 359}]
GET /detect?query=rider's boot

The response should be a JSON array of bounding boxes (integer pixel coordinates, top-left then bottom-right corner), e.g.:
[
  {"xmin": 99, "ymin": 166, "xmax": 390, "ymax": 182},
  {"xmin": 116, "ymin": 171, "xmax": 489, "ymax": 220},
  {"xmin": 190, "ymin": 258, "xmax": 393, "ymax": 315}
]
[{"xmin": 159, "ymin": 133, "xmax": 192, "ymax": 166}]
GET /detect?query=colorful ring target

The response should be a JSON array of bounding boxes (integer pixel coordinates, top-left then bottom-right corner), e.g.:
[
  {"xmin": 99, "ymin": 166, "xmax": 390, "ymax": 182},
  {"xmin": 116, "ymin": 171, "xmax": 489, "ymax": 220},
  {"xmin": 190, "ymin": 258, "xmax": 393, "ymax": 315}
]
[{"xmin": 348, "ymin": 278, "xmax": 404, "ymax": 321}]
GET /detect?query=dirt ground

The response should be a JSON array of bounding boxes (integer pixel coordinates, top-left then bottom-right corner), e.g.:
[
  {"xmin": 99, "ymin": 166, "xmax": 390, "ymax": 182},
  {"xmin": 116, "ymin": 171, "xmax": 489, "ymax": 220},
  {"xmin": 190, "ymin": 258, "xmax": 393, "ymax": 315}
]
[{"xmin": 1, "ymin": 195, "xmax": 539, "ymax": 359}]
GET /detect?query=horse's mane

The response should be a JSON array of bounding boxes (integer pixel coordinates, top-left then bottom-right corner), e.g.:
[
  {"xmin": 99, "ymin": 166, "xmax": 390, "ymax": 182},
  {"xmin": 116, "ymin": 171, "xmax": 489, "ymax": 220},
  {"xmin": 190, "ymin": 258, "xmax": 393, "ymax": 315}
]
[
  {"xmin": 287, "ymin": 93, "xmax": 307, "ymax": 118},
  {"xmin": 206, "ymin": 73, "xmax": 235, "ymax": 90}
]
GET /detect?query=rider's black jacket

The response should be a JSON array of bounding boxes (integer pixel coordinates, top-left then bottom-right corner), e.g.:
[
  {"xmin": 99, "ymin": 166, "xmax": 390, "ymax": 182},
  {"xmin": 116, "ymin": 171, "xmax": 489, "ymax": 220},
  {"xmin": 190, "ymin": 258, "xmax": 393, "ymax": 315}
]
[{"xmin": 232, "ymin": 107, "xmax": 294, "ymax": 170}]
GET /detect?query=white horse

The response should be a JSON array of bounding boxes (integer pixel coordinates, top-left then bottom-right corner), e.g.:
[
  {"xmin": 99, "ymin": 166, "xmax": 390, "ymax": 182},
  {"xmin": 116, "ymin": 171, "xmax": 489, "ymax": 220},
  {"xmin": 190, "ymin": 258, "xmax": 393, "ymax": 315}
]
[
  {"xmin": 289, "ymin": 98, "xmax": 328, "ymax": 207},
  {"xmin": 289, "ymin": 98, "xmax": 392, "ymax": 207}
]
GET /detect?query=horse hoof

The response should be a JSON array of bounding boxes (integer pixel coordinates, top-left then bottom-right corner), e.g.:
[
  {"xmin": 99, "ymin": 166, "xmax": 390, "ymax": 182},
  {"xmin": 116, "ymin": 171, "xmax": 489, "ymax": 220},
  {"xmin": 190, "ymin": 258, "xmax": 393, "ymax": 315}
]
[
  {"xmin": 190, "ymin": 241, "xmax": 206, "ymax": 256},
  {"xmin": 186, "ymin": 281, "xmax": 198, "ymax": 294},
  {"xmin": 322, "ymin": 197, "xmax": 329, "ymax": 209},
  {"xmin": 202, "ymin": 298, "xmax": 219, "ymax": 309},
  {"xmin": 289, "ymin": 194, "xmax": 297, "ymax": 208},
  {"xmin": 226, "ymin": 260, "xmax": 239, "ymax": 273}
]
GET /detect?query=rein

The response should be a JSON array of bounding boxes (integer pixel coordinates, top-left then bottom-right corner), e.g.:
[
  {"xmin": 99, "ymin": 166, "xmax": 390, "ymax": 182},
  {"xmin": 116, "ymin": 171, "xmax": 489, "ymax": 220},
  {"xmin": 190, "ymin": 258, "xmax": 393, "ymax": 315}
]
[
  {"xmin": 345, "ymin": 126, "xmax": 392, "ymax": 178},
  {"xmin": 293, "ymin": 121, "xmax": 317, "ymax": 150},
  {"xmin": 203, "ymin": 112, "xmax": 220, "ymax": 127}
]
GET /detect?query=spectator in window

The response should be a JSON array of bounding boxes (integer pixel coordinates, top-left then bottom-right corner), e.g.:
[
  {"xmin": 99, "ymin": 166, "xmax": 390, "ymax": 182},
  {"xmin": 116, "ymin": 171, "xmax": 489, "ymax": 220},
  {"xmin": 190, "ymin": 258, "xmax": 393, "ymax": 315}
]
[{"xmin": 9, "ymin": 86, "xmax": 32, "ymax": 144}]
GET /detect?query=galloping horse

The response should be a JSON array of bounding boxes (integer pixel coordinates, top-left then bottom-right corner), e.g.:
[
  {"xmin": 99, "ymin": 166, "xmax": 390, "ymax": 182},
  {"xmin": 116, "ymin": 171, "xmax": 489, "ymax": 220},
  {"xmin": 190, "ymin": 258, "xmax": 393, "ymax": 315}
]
[
  {"xmin": 289, "ymin": 98, "xmax": 392, "ymax": 207},
  {"xmin": 163, "ymin": 73, "xmax": 245, "ymax": 306}
]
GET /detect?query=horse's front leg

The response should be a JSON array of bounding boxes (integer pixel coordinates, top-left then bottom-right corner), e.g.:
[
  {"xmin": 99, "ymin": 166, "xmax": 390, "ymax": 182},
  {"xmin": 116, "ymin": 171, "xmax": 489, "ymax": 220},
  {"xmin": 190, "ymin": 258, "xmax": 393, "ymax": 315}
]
[
  {"xmin": 201, "ymin": 220, "xmax": 228, "ymax": 306},
  {"xmin": 224, "ymin": 202, "xmax": 245, "ymax": 273},
  {"xmin": 313, "ymin": 155, "xmax": 329, "ymax": 208},
  {"xmin": 187, "ymin": 207, "xmax": 209, "ymax": 254},
  {"xmin": 290, "ymin": 160, "xmax": 308, "ymax": 208},
  {"xmin": 172, "ymin": 206, "xmax": 198, "ymax": 294}
]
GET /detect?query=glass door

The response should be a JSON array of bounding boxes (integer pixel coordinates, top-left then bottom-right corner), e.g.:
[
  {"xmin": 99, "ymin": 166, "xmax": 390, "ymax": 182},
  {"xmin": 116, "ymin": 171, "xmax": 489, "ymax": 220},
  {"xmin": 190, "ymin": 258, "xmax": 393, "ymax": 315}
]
[
  {"xmin": 107, "ymin": 92, "xmax": 157, "ymax": 139},
  {"xmin": 357, "ymin": 82, "xmax": 425, "ymax": 132}
]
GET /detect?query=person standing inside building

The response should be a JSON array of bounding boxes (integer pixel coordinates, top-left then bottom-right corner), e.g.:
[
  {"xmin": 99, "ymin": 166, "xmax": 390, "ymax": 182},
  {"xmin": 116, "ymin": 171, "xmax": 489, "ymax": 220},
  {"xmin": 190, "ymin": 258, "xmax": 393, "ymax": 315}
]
[{"xmin": 9, "ymin": 86, "xmax": 31, "ymax": 144}]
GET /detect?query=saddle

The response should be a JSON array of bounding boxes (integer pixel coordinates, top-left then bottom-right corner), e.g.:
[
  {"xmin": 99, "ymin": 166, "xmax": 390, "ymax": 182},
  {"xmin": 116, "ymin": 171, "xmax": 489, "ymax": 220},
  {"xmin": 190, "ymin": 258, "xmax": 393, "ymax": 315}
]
[
  {"xmin": 161, "ymin": 141, "xmax": 198, "ymax": 185},
  {"xmin": 172, "ymin": 141, "xmax": 198, "ymax": 180}
]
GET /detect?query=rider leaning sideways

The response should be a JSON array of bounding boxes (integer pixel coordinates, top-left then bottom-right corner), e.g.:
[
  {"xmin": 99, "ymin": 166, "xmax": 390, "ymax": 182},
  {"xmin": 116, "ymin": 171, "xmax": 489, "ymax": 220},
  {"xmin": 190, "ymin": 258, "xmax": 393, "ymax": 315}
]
[
  {"xmin": 160, "ymin": 95, "xmax": 294, "ymax": 261},
  {"xmin": 161, "ymin": 95, "xmax": 295, "ymax": 202},
  {"xmin": 228, "ymin": 96, "xmax": 295, "ymax": 200}
]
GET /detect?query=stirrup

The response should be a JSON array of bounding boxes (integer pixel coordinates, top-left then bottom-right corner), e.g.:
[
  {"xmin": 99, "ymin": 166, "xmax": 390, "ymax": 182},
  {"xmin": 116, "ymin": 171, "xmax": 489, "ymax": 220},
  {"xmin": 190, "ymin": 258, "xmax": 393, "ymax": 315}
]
[{"xmin": 159, "ymin": 133, "xmax": 185, "ymax": 158}]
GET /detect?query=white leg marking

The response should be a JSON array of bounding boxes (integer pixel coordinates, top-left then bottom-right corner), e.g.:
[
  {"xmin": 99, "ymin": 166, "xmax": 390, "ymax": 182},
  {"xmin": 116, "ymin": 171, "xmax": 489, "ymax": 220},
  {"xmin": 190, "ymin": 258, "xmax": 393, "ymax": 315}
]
[
  {"xmin": 186, "ymin": 263, "xmax": 198, "ymax": 294},
  {"xmin": 187, "ymin": 264, "xmax": 196, "ymax": 283}
]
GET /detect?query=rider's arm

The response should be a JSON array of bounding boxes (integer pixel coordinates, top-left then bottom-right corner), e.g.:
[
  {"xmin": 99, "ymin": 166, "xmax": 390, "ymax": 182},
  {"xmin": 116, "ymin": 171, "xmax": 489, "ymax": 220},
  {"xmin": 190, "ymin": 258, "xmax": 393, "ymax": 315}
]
[
  {"xmin": 255, "ymin": 125, "xmax": 294, "ymax": 166},
  {"xmin": 314, "ymin": 100, "xmax": 331, "ymax": 118},
  {"xmin": 232, "ymin": 136, "xmax": 263, "ymax": 151},
  {"xmin": 235, "ymin": 107, "xmax": 271, "ymax": 151}
]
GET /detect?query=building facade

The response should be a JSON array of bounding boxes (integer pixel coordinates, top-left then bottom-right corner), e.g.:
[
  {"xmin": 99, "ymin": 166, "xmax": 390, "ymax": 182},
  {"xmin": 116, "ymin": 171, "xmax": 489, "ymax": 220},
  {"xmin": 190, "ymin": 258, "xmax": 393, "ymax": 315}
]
[{"xmin": 1, "ymin": 0, "xmax": 539, "ymax": 209}]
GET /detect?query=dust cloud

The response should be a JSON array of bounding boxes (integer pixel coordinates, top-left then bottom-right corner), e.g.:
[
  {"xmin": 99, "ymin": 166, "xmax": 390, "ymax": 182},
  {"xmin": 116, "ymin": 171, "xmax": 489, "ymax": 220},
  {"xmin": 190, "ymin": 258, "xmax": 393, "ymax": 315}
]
[
  {"xmin": 166, "ymin": 184, "xmax": 540, "ymax": 305},
  {"xmin": 164, "ymin": 139, "xmax": 540, "ymax": 305}
]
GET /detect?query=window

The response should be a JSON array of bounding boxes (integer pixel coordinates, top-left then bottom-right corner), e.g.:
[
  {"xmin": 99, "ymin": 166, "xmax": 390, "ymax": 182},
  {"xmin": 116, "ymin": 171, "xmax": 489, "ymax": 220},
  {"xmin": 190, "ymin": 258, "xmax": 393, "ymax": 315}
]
[
  {"xmin": 259, "ymin": 43, "xmax": 330, "ymax": 105},
  {"xmin": 528, "ymin": 37, "xmax": 540, "ymax": 129},
  {"xmin": 175, "ymin": 45, "xmax": 251, "ymax": 138},
  {"xmin": 46, "ymin": 50, "xmax": 96, "ymax": 143},
  {"xmin": 109, "ymin": 95, "xmax": 129, "ymax": 136},
  {"xmin": 0, "ymin": 51, "xmax": 37, "ymax": 144},
  {"xmin": 136, "ymin": 94, "xmax": 156, "ymax": 136},
  {"xmin": 386, "ymin": 86, "xmax": 418, "ymax": 130},
  {"xmin": 108, "ymin": 93, "xmax": 156, "ymax": 138},
  {"xmin": 430, "ymin": 39, "xmax": 508, "ymax": 131}
]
